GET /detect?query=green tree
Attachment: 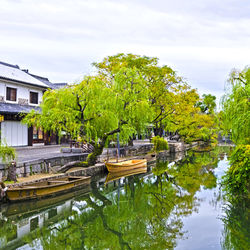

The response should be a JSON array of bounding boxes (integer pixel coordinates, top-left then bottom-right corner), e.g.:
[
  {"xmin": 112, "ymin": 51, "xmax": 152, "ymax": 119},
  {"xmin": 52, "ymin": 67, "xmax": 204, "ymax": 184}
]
[
  {"xmin": 221, "ymin": 67, "xmax": 250, "ymax": 195},
  {"xmin": 23, "ymin": 70, "xmax": 151, "ymax": 165},
  {"xmin": 221, "ymin": 66, "xmax": 250, "ymax": 248},
  {"xmin": 196, "ymin": 94, "xmax": 216, "ymax": 114},
  {"xmin": 93, "ymin": 53, "xmax": 182, "ymax": 137},
  {"xmin": 221, "ymin": 67, "xmax": 250, "ymax": 145},
  {"xmin": 166, "ymin": 86, "xmax": 217, "ymax": 143}
]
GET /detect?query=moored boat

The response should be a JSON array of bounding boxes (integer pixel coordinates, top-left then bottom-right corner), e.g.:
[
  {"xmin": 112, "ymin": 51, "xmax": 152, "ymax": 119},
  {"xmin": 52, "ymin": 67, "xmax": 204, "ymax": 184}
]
[
  {"xmin": 6, "ymin": 176, "xmax": 91, "ymax": 202},
  {"xmin": 105, "ymin": 159, "xmax": 147, "ymax": 173}
]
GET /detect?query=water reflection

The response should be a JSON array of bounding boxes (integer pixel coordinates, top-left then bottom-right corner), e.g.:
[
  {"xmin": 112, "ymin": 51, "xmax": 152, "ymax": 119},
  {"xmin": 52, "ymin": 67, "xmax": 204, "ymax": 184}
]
[
  {"xmin": 0, "ymin": 187, "xmax": 90, "ymax": 249},
  {"xmin": 0, "ymin": 147, "xmax": 248, "ymax": 250},
  {"xmin": 221, "ymin": 197, "xmax": 250, "ymax": 250}
]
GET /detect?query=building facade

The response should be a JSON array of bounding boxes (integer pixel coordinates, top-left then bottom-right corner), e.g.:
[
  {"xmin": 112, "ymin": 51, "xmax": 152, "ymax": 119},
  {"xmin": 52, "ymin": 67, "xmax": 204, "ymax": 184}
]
[{"xmin": 0, "ymin": 61, "xmax": 66, "ymax": 147}]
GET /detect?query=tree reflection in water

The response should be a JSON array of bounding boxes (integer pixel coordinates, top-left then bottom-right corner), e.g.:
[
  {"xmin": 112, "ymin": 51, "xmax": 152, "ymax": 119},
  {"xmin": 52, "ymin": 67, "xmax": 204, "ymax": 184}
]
[
  {"xmin": 221, "ymin": 196, "xmax": 250, "ymax": 250},
  {"xmin": 2, "ymin": 147, "xmax": 247, "ymax": 250}
]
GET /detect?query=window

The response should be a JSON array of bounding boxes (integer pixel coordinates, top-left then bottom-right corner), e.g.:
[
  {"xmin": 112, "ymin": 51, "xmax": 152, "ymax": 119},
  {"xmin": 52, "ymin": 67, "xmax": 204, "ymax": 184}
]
[
  {"xmin": 33, "ymin": 126, "xmax": 43, "ymax": 140},
  {"xmin": 6, "ymin": 87, "xmax": 17, "ymax": 101},
  {"xmin": 30, "ymin": 91, "xmax": 38, "ymax": 104}
]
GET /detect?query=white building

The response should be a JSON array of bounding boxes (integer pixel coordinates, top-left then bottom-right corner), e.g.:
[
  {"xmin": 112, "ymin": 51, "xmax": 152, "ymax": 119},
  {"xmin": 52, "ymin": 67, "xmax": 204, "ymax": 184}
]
[{"xmin": 0, "ymin": 61, "xmax": 65, "ymax": 147}]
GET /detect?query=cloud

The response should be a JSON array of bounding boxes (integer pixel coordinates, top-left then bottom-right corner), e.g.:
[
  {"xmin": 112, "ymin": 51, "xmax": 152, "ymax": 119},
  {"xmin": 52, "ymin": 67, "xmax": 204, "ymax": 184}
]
[{"xmin": 0, "ymin": 0, "xmax": 249, "ymax": 103}]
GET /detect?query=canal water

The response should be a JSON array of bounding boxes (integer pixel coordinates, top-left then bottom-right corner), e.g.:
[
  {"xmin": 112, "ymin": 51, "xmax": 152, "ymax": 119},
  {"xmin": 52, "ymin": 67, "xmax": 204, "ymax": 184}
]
[{"xmin": 0, "ymin": 147, "xmax": 249, "ymax": 250}]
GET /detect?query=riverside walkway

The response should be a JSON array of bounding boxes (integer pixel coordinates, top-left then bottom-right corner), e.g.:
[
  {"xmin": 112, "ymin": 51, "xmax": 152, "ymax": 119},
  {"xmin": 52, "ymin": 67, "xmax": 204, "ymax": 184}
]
[
  {"xmin": 14, "ymin": 144, "xmax": 64, "ymax": 163},
  {"xmin": 14, "ymin": 140, "xmax": 153, "ymax": 163}
]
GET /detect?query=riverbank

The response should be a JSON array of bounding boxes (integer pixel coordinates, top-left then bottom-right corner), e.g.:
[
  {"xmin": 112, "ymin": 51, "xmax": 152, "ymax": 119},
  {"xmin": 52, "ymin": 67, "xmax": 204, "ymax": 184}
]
[{"xmin": 0, "ymin": 140, "xmax": 200, "ymax": 181}]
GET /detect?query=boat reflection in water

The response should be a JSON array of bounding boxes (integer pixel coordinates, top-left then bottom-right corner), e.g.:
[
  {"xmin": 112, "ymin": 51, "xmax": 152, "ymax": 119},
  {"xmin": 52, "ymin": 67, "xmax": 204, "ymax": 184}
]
[
  {"xmin": 105, "ymin": 167, "xmax": 148, "ymax": 185},
  {"xmin": 0, "ymin": 185, "xmax": 91, "ymax": 250}
]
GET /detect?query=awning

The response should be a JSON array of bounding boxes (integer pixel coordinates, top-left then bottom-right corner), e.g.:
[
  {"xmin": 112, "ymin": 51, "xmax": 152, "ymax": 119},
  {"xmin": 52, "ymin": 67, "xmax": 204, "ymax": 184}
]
[{"xmin": 0, "ymin": 103, "xmax": 41, "ymax": 114}]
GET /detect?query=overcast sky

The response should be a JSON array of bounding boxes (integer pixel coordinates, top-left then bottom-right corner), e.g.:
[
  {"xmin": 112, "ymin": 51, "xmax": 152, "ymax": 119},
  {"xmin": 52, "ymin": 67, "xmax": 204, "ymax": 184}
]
[{"xmin": 1, "ymin": 0, "xmax": 250, "ymax": 106}]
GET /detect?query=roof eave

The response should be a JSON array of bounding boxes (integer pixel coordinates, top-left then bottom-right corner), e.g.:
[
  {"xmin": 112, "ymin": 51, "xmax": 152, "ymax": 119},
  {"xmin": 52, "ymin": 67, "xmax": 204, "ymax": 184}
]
[{"xmin": 0, "ymin": 76, "xmax": 49, "ymax": 89}]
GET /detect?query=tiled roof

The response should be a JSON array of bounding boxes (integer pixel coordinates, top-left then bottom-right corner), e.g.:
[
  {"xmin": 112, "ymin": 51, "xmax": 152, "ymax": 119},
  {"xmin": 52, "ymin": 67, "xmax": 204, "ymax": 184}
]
[
  {"xmin": 52, "ymin": 83, "xmax": 68, "ymax": 89},
  {"xmin": 0, "ymin": 102, "xmax": 41, "ymax": 114},
  {"xmin": 28, "ymin": 73, "xmax": 68, "ymax": 89},
  {"xmin": 28, "ymin": 73, "xmax": 56, "ymax": 89},
  {"xmin": 0, "ymin": 61, "xmax": 49, "ymax": 88}
]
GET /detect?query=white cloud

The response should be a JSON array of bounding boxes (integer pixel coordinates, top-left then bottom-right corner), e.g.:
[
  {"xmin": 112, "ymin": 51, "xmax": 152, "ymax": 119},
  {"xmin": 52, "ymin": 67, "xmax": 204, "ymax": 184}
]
[{"xmin": 0, "ymin": 0, "xmax": 249, "ymax": 103}]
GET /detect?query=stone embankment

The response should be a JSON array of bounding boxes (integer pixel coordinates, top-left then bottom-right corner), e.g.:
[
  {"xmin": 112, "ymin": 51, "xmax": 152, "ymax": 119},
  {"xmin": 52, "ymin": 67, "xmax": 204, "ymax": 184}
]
[
  {"xmin": 0, "ymin": 140, "xmax": 199, "ymax": 179},
  {"xmin": 0, "ymin": 140, "xmax": 201, "ymax": 202}
]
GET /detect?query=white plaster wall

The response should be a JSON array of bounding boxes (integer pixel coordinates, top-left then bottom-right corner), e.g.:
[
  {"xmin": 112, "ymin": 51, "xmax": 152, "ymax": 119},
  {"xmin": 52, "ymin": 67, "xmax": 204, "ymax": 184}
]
[
  {"xmin": 0, "ymin": 82, "xmax": 5, "ymax": 96},
  {"xmin": 1, "ymin": 121, "xmax": 28, "ymax": 146},
  {"xmin": 0, "ymin": 80, "xmax": 43, "ymax": 105}
]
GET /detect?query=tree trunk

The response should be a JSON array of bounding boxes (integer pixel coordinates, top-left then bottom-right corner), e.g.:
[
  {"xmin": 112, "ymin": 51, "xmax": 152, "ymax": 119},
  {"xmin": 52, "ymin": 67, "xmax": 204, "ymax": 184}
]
[
  {"xmin": 7, "ymin": 161, "xmax": 17, "ymax": 182},
  {"xmin": 154, "ymin": 126, "xmax": 164, "ymax": 137},
  {"xmin": 128, "ymin": 137, "xmax": 134, "ymax": 146},
  {"xmin": 0, "ymin": 181, "xmax": 6, "ymax": 200},
  {"xmin": 85, "ymin": 126, "xmax": 122, "ymax": 166},
  {"xmin": 86, "ymin": 139, "xmax": 107, "ymax": 166}
]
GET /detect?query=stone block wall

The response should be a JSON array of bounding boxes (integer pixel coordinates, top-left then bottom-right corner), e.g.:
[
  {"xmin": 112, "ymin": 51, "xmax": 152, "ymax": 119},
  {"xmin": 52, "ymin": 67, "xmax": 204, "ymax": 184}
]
[
  {"xmin": 0, "ymin": 141, "xmax": 199, "ymax": 179},
  {"xmin": 0, "ymin": 153, "xmax": 88, "ymax": 178},
  {"xmin": 98, "ymin": 144, "xmax": 154, "ymax": 161}
]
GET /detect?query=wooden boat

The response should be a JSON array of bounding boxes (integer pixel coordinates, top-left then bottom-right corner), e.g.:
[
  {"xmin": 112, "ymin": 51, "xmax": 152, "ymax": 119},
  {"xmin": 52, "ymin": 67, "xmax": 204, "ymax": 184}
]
[
  {"xmin": 105, "ymin": 167, "xmax": 147, "ymax": 184},
  {"xmin": 6, "ymin": 176, "xmax": 91, "ymax": 202},
  {"xmin": 2, "ymin": 185, "xmax": 91, "ymax": 217},
  {"xmin": 105, "ymin": 159, "xmax": 147, "ymax": 173}
]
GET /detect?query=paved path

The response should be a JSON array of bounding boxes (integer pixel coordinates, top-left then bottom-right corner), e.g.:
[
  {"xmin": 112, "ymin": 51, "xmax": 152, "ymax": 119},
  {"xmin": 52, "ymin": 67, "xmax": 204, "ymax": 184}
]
[
  {"xmin": 13, "ymin": 139, "xmax": 153, "ymax": 163},
  {"xmin": 14, "ymin": 145, "xmax": 65, "ymax": 163}
]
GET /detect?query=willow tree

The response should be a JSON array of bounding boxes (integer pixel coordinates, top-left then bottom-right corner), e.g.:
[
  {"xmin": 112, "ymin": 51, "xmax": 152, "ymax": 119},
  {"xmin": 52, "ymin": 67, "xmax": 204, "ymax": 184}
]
[
  {"xmin": 23, "ymin": 69, "xmax": 151, "ymax": 165},
  {"xmin": 221, "ymin": 67, "xmax": 250, "ymax": 145},
  {"xmin": 221, "ymin": 67, "xmax": 250, "ymax": 198},
  {"xmin": 93, "ymin": 53, "xmax": 182, "ymax": 137}
]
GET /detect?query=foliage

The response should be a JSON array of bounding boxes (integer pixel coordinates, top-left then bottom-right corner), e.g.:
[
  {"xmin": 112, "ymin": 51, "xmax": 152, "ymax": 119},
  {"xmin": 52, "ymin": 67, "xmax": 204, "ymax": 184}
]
[
  {"xmin": 222, "ymin": 145, "xmax": 250, "ymax": 197},
  {"xmin": 166, "ymin": 85, "xmax": 217, "ymax": 143},
  {"xmin": 221, "ymin": 67, "xmax": 250, "ymax": 145},
  {"xmin": 0, "ymin": 142, "xmax": 16, "ymax": 163},
  {"xmin": 151, "ymin": 136, "xmax": 168, "ymax": 152},
  {"xmin": 221, "ymin": 66, "xmax": 250, "ymax": 201},
  {"xmin": 23, "ymin": 70, "xmax": 151, "ymax": 165},
  {"xmin": 94, "ymin": 53, "xmax": 181, "ymax": 137},
  {"xmin": 94, "ymin": 53, "xmax": 218, "ymax": 142},
  {"xmin": 196, "ymin": 94, "xmax": 216, "ymax": 114},
  {"xmin": 23, "ymin": 53, "xmax": 219, "ymax": 164},
  {"xmin": 154, "ymin": 150, "xmax": 218, "ymax": 194},
  {"xmin": 222, "ymin": 197, "xmax": 250, "ymax": 250}
]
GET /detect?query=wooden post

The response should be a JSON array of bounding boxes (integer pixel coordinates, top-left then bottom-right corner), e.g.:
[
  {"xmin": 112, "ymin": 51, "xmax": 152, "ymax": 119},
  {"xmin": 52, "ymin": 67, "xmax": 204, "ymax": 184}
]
[
  {"xmin": 107, "ymin": 148, "xmax": 109, "ymax": 162},
  {"xmin": 23, "ymin": 163, "xmax": 27, "ymax": 177}
]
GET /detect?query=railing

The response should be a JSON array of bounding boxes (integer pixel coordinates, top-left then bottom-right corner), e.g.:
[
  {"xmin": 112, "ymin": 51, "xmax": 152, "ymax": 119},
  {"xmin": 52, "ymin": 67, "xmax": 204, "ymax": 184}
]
[{"xmin": 69, "ymin": 140, "xmax": 94, "ymax": 153}]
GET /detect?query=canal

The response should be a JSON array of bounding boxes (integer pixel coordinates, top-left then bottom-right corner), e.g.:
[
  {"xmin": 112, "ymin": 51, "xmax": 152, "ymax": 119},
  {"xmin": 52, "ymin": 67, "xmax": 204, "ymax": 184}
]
[{"xmin": 0, "ymin": 147, "xmax": 249, "ymax": 249}]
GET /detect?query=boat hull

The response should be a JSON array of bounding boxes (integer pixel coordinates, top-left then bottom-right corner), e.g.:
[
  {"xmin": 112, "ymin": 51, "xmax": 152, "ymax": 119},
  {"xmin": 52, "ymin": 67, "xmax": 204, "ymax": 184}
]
[
  {"xmin": 105, "ymin": 159, "xmax": 147, "ymax": 173},
  {"xmin": 6, "ymin": 176, "xmax": 91, "ymax": 202}
]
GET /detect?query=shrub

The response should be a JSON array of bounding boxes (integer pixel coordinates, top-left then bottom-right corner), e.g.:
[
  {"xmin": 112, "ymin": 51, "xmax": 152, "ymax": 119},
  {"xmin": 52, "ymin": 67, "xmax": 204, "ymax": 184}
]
[
  {"xmin": 0, "ymin": 143, "xmax": 16, "ymax": 162},
  {"xmin": 222, "ymin": 145, "xmax": 250, "ymax": 198},
  {"xmin": 151, "ymin": 136, "xmax": 168, "ymax": 152}
]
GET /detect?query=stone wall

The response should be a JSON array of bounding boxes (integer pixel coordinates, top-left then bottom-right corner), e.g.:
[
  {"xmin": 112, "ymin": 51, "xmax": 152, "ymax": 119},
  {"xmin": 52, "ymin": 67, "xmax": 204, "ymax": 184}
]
[
  {"xmin": 0, "ymin": 153, "xmax": 88, "ymax": 178},
  {"xmin": 7, "ymin": 163, "xmax": 107, "ymax": 188},
  {"xmin": 0, "ymin": 141, "xmax": 199, "ymax": 178},
  {"xmin": 99, "ymin": 144, "xmax": 154, "ymax": 161}
]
